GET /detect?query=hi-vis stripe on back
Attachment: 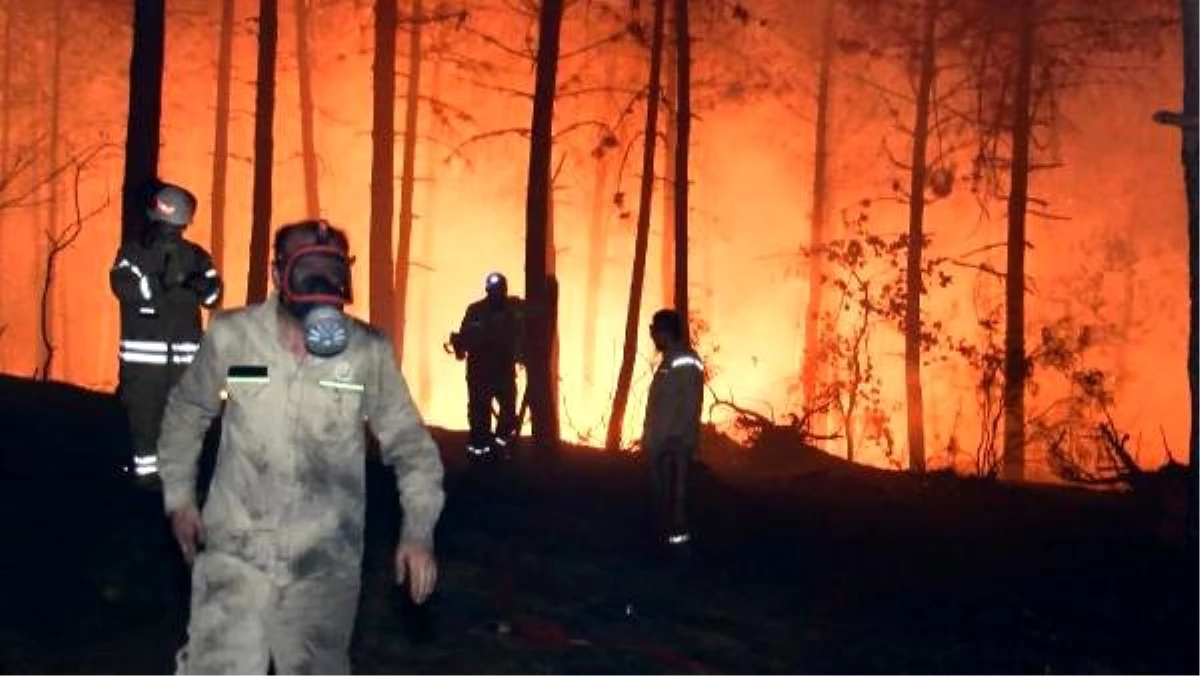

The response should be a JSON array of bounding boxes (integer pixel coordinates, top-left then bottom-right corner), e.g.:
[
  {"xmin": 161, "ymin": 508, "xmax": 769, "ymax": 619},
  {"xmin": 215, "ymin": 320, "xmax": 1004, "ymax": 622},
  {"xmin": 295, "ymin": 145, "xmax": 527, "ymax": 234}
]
[{"xmin": 319, "ymin": 380, "xmax": 365, "ymax": 392}]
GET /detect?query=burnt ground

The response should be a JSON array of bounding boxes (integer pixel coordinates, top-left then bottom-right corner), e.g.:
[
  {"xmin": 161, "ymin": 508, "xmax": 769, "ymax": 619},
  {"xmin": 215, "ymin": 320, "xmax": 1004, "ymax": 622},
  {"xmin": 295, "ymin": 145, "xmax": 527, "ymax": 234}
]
[{"xmin": 0, "ymin": 373, "xmax": 1196, "ymax": 674}]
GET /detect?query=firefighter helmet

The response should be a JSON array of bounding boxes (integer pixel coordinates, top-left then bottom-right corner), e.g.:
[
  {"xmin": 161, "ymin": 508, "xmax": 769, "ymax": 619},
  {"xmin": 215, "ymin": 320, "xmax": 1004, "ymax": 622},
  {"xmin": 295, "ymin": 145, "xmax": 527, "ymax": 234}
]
[
  {"xmin": 147, "ymin": 183, "xmax": 197, "ymax": 227},
  {"xmin": 485, "ymin": 271, "xmax": 507, "ymax": 293}
]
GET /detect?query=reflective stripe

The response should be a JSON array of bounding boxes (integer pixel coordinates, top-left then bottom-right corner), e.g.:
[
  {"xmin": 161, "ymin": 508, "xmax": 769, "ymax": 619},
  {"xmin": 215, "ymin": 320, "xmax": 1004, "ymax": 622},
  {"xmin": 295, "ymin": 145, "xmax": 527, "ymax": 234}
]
[
  {"xmin": 138, "ymin": 306, "xmax": 157, "ymax": 316},
  {"xmin": 227, "ymin": 376, "xmax": 269, "ymax": 384},
  {"xmin": 115, "ymin": 258, "xmax": 154, "ymax": 301},
  {"xmin": 120, "ymin": 352, "xmax": 169, "ymax": 365},
  {"xmin": 204, "ymin": 268, "xmax": 218, "ymax": 278},
  {"xmin": 172, "ymin": 342, "xmax": 200, "ymax": 353},
  {"xmin": 172, "ymin": 354, "xmax": 194, "ymax": 364},
  {"xmin": 203, "ymin": 290, "xmax": 219, "ymax": 305},
  {"xmin": 318, "ymin": 380, "xmax": 365, "ymax": 392},
  {"xmin": 466, "ymin": 445, "xmax": 491, "ymax": 456},
  {"xmin": 133, "ymin": 454, "xmax": 159, "ymax": 476},
  {"xmin": 669, "ymin": 355, "xmax": 704, "ymax": 371},
  {"xmin": 121, "ymin": 339, "xmax": 169, "ymax": 352},
  {"xmin": 667, "ymin": 532, "xmax": 691, "ymax": 545}
]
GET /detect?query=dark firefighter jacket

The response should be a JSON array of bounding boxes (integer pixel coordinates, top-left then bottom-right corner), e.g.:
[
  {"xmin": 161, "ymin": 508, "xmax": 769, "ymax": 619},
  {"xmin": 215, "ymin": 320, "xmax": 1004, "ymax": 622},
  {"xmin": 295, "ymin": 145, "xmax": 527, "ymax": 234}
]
[
  {"xmin": 110, "ymin": 236, "xmax": 222, "ymax": 368},
  {"xmin": 457, "ymin": 296, "xmax": 525, "ymax": 378}
]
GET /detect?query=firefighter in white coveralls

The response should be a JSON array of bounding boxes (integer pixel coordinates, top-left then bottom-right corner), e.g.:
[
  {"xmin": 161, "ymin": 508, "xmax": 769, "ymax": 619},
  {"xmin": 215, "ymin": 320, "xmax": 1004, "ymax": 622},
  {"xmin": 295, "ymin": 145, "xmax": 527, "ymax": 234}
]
[{"xmin": 157, "ymin": 220, "xmax": 445, "ymax": 674}]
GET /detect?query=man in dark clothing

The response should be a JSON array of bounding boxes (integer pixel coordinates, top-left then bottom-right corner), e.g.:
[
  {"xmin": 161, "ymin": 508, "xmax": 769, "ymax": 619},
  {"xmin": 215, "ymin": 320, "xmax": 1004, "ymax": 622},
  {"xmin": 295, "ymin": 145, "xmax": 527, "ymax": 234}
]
[
  {"xmin": 642, "ymin": 309, "xmax": 704, "ymax": 547},
  {"xmin": 450, "ymin": 272, "xmax": 525, "ymax": 457},
  {"xmin": 109, "ymin": 181, "xmax": 222, "ymax": 486}
]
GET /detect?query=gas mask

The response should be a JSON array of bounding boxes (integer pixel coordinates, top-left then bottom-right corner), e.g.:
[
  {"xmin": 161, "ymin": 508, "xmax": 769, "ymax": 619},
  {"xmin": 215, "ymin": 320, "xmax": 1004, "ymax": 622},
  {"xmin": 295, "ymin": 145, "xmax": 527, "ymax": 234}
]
[{"xmin": 278, "ymin": 244, "xmax": 354, "ymax": 357}]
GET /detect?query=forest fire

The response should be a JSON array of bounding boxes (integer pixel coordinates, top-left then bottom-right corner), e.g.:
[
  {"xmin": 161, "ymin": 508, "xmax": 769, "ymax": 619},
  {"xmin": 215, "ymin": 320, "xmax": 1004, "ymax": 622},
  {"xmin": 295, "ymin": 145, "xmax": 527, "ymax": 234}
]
[{"xmin": 0, "ymin": 0, "xmax": 1190, "ymax": 481}]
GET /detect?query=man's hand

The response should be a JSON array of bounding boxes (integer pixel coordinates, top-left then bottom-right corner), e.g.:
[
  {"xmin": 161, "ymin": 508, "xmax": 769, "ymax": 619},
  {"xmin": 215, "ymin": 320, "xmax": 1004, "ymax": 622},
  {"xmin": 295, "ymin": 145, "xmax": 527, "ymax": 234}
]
[
  {"xmin": 395, "ymin": 542, "xmax": 437, "ymax": 604},
  {"xmin": 170, "ymin": 505, "xmax": 206, "ymax": 564}
]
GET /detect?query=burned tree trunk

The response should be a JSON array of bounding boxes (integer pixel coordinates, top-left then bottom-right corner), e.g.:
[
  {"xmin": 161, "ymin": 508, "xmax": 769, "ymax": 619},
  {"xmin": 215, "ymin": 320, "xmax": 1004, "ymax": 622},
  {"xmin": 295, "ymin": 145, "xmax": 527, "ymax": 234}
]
[
  {"xmin": 210, "ymin": 0, "xmax": 234, "ymax": 303},
  {"xmin": 902, "ymin": 0, "xmax": 937, "ymax": 473},
  {"xmin": 120, "ymin": 0, "xmax": 165, "ymax": 245},
  {"xmin": 524, "ymin": 0, "xmax": 565, "ymax": 451},
  {"xmin": 296, "ymin": 0, "xmax": 321, "ymax": 216},
  {"xmin": 801, "ymin": 0, "xmax": 834, "ymax": 431},
  {"xmin": 1184, "ymin": 0, "xmax": 1199, "ymax": 551},
  {"xmin": 368, "ymin": 0, "xmax": 397, "ymax": 328},
  {"xmin": 660, "ymin": 17, "xmax": 676, "ymax": 309},
  {"xmin": 393, "ymin": 0, "xmax": 423, "ymax": 362},
  {"xmin": 246, "ymin": 0, "xmax": 278, "ymax": 303},
  {"xmin": 416, "ymin": 55, "xmax": 443, "ymax": 409},
  {"xmin": 46, "ymin": 0, "xmax": 65, "ymax": 378},
  {"xmin": 672, "ymin": 0, "xmax": 690, "ymax": 343},
  {"xmin": 605, "ymin": 0, "xmax": 667, "ymax": 452},
  {"xmin": 1002, "ymin": 0, "xmax": 1035, "ymax": 481}
]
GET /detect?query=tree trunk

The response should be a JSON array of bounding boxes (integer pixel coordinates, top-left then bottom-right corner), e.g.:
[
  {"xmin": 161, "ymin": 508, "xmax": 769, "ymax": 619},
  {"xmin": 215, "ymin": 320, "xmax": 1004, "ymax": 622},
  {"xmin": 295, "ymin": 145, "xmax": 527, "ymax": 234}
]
[
  {"xmin": 605, "ymin": 0, "xmax": 667, "ymax": 452},
  {"xmin": 1179, "ymin": 0, "xmax": 1198, "ymax": 545},
  {"xmin": 47, "ymin": 0, "xmax": 64, "ymax": 379},
  {"xmin": 1002, "ymin": 0, "xmax": 1035, "ymax": 482},
  {"xmin": 392, "ymin": 0, "xmax": 423, "ymax": 363},
  {"xmin": 368, "ymin": 0, "xmax": 396, "ymax": 328},
  {"xmin": 120, "ymin": 0, "xmax": 165, "ymax": 245},
  {"xmin": 660, "ymin": 16, "xmax": 676, "ymax": 309},
  {"xmin": 801, "ymin": 0, "xmax": 834, "ymax": 431},
  {"xmin": 210, "ymin": 0, "xmax": 234, "ymax": 305},
  {"xmin": 296, "ymin": 0, "xmax": 321, "ymax": 216},
  {"xmin": 416, "ymin": 54, "xmax": 442, "ymax": 409},
  {"xmin": 903, "ymin": 0, "xmax": 936, "ymax": 473},
  {"xmin": 524, "ymin": 0, "xmax": 565, "ymax": 452},
  {"xmin": 672, "ymin": 0, "xmax": 690, "ymax": 344},
  {"xmin": 246, "ymin": 0, "xmax": 278, "ymax": 304}
]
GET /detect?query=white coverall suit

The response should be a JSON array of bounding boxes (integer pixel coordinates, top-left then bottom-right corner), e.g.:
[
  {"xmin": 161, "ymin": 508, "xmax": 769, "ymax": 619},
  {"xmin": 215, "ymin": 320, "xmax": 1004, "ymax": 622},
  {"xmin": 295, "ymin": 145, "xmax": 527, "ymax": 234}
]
[{"xmin": 157, "ymin": 294, "xmax": 445, "ymax": 674}]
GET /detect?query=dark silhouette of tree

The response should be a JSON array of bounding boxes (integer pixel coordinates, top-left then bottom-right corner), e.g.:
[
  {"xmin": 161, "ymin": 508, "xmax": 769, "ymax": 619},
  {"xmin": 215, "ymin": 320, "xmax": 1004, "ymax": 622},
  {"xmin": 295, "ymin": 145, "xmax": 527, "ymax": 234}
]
[
  {"xmin": 210, "ymin": 0, "xmax": 235, "ymax": 306},
  {"xmin": 524, "ymin": 0, "xmax": 566, "ymax": 452},
  {"xmin": 606, "ymin": 0, "xmax": 667, "ymax": 452},
  {"xmin": 120, "ymin": 0, "xmax": 164, "ymax": 245},
  {"xmin": 296, "ymin": 0, "xmax": 321, "ymax": 217},
  {"xmin": 247, "ymin": 0, "xmax": 279, "ymax": 303},
  {"xmin": 671, "ymin": 0, "xmax": 691, "ymax": 344},
  {"xmin": 368, "ymin": 0, "xmax": 397, "ymax": 329},
  {"xmin": 1153, "ymin": 0, "xmax": 1197, "ymax": 545},
  {"xmin": 392, "ymin": 0, "xmax": 425, "ymax": 362}
]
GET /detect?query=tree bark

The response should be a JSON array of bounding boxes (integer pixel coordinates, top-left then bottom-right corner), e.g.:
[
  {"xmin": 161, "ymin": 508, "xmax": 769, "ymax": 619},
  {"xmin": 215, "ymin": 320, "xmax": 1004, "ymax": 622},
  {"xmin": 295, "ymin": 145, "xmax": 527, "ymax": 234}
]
[
  {"xmin": 672, "ymin": 0, "xmax": 690, "ymax": 344},
  {"xmin": 393, "ymin": 0, "xmax": 423, "ymax": 363},
  {"xmin": 605, "ymin": 0, "xmax": 667, "ymax": 452},
  {"xmin": 902, "ymin": 0, "xmax": 937, "ymax": 473},
  {"xmin": 47, "ymin": 0, "xmax": 64, "ymax": 379},
  {"xmin": 524, "ymin": 0, "xmax": 565, "ymax": 451},
  {"xmin": 368, "ymin": 0, "xmax": 397, "ymax": 327},
  {"xmin": 210, "ymin": 0, "xmax": 235, "ymax": 304},
  {"xmin": 416, "ymin": 51, "xmax": 442, "ymax": 409},
  {"xmin": 246, "ymin": 0, "xmax": 278, "ymax": 303},
  {"xmin": 1002, "ymin": 0, "xmax": 1035, "ymax": 481},
  {"xmin": 801, "ymin": 0, "xmax": 834, "ymax": 433},
  {"xmin": 1179, "ymin": 0, "xmax": 1198, "ymax": 545},
  {"xmin": 296, "ymin": 0, "xmax": 321, "ymax": 216},
  {"xmin": 660, "ymin": 13, "xmax": 676, "ymax": 309},
  {"xmin": 120, "ymin": 0, "xmax": 165, "ymax": 245}
]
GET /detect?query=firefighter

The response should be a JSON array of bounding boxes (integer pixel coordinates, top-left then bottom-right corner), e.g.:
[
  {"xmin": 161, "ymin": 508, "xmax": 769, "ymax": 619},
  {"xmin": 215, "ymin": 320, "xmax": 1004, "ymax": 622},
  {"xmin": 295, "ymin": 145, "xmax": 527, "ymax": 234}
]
[
  {"xmin": 158, "ymin": 219, "xmax": 445, "ymax": 674},
  {"xmin": 641, "ymin": 309, "xmax": 704, "ymax": 547},
  {"xmin": 110, "ymin": 181, "xmax": 222, "ymax": 486},
  {"xmin": 450, "ymin": 272, "xmax": 525, "ymax": 458}
]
